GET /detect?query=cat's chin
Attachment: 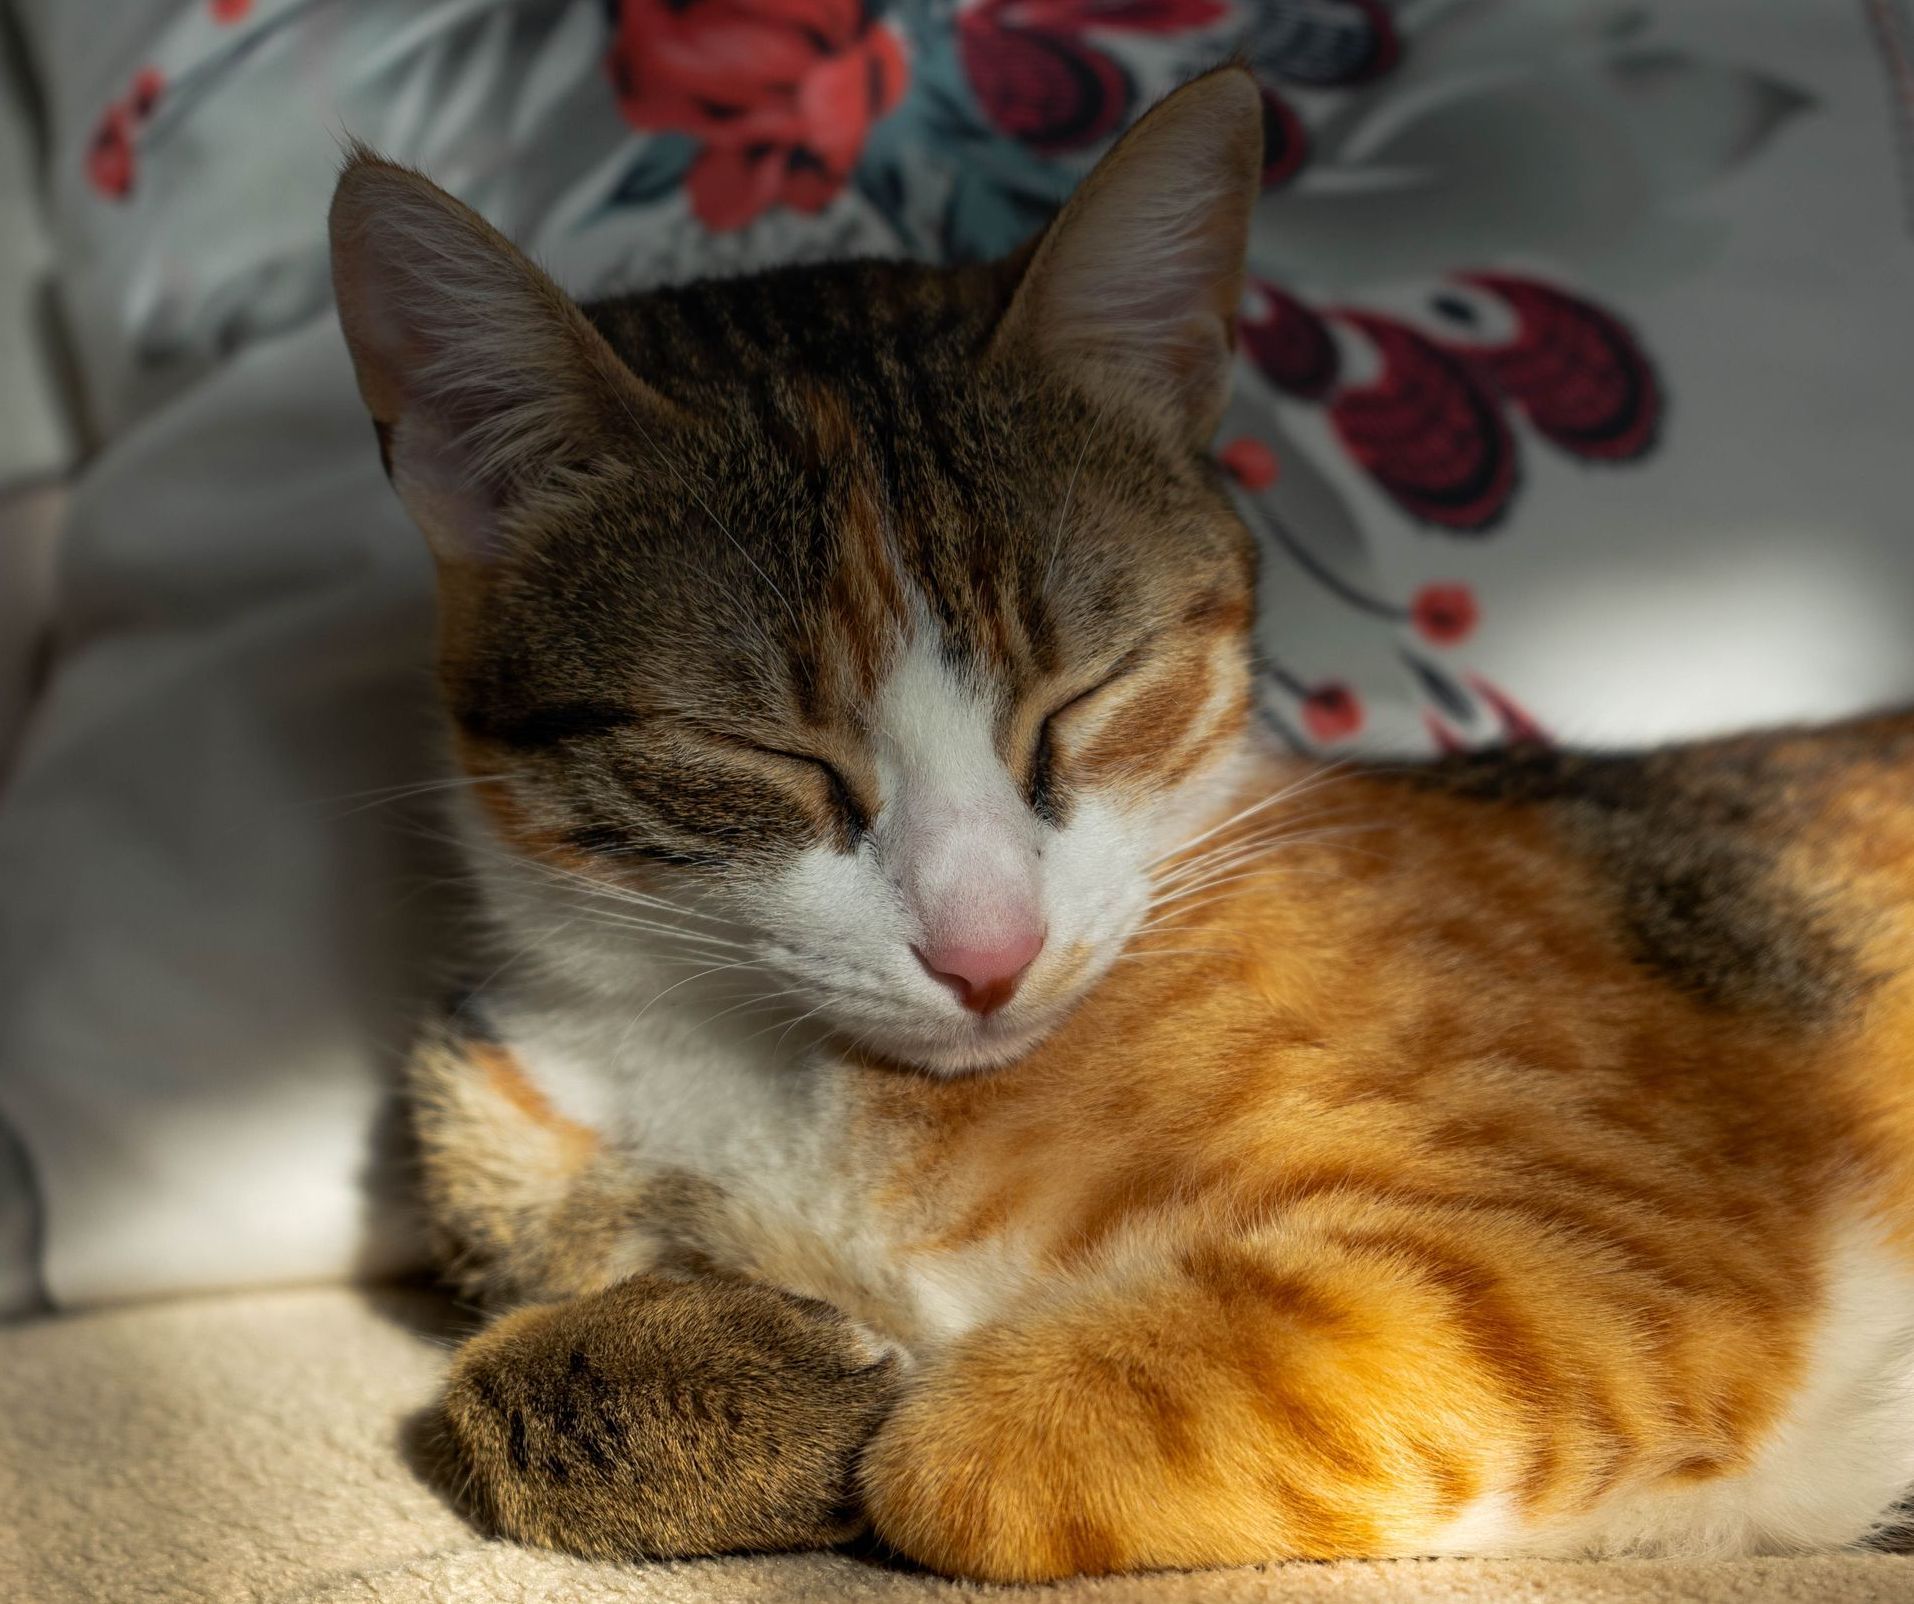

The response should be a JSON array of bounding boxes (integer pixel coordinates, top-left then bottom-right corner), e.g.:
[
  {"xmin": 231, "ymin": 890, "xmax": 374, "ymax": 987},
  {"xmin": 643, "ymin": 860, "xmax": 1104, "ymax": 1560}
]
[{"xmin": 851, "ymin": 1015, "xmax": 1061, "ymax": 1079}]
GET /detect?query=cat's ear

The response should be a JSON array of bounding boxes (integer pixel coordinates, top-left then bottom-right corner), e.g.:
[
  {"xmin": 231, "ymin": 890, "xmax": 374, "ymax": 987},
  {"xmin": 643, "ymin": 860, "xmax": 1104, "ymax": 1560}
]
[
  {"xmin": 993, "ymin": 66, "xmax": 1263, "ymax": 446},
  {"xmin": 329, "ymin": 147, "xmax": 666, "ymax": 568}
]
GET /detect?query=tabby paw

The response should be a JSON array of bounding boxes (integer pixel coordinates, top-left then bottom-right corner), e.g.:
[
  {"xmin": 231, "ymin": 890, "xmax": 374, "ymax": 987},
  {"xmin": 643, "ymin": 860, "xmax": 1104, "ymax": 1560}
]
[{"xmin": 439, "ymin": 1275, "xmax": 899, "ymax": 1560}]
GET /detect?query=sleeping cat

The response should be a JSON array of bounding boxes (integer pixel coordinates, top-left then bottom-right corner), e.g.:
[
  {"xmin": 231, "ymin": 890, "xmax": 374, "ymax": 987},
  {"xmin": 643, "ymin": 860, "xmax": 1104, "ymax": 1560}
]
[{"xmin": 329, "ymin": 68, "xmax": 1914, "ymax": 1582}]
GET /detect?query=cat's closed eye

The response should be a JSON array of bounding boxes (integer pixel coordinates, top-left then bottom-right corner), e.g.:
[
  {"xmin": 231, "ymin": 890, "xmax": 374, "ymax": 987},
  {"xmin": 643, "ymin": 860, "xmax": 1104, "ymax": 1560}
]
[
  {"xmin": 1024, "ymin": 650, "xmax": 1150, "ymax": 820},
  {"xmin": 746, "ymin": 744, "xmax": 872, "ymax": 844}
]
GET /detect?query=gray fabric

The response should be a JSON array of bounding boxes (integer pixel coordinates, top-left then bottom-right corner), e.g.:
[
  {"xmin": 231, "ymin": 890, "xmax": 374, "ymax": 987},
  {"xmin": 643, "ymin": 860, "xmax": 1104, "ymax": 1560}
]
[{"xmin": 0, "ymin": 1105, "xmax": 47, "ymax": 1316}]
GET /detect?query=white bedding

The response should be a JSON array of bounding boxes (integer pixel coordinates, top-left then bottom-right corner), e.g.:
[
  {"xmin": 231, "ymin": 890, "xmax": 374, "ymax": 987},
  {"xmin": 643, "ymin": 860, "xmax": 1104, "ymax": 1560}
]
[{"xmin": 12, "ymin": 1287, "xmax": 1911, "ymax": 1603}]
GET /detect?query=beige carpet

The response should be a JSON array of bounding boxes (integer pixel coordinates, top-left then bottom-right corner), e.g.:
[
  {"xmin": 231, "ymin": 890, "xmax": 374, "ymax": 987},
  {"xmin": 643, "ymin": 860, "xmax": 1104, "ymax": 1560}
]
[{"xmin": 3, "ymin": 1287, "xmax": 1909, "ymax": 1604}]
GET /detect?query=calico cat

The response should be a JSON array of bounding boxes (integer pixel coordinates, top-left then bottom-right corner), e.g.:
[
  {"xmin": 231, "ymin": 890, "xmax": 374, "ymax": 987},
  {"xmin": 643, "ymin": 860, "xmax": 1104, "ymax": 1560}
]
[{"xmin": 330, "ymin": 68, "xmax": 1914, "ymax": 1582}]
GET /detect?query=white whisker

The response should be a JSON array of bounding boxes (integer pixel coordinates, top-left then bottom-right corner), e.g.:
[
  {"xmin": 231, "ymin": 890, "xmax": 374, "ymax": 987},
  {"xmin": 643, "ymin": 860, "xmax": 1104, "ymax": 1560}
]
[
  {"xmin": 1143, "ymin": 762, "xmax": 1357, "ymax": 871},
  {"xmin": 1044, "ymin": 426, "xmax": 1096, "ymax": 594}
]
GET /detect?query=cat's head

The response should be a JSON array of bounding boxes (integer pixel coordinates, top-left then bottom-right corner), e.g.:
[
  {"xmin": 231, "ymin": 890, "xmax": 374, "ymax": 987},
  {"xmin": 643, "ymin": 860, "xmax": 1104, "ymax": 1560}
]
[{"xmin": 331, "ymin": 68, "xmax": 1265, "ymax": 1075}]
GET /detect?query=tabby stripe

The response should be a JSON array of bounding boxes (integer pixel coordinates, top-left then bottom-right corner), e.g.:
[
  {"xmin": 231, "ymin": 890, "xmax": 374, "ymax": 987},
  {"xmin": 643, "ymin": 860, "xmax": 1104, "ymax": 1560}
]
[
  {"xmin": 456, "ymin": 700, "xmax": 637, "ymax": 750},
  {"xmin": 1325, "ymin": 1227, "xmax": 1572, "ymax": 1512}
]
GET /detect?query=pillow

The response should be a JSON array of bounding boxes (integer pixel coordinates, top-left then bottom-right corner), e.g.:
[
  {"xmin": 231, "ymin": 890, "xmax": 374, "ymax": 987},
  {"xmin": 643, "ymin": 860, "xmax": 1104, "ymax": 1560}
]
[{"xmin": 4, "ymin": 0, "xmax": 1912, "ymax": 1311}]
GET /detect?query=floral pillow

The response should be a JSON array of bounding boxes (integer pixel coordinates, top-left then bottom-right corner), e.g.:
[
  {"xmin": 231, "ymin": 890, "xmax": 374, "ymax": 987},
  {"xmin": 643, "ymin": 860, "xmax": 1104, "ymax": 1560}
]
[
  {"xmin": 30, "ymin": 0, "xmax": 1893, "ymax": 763},
  {"xmin": 7, "ymin": 0, "xmax": 1914, "ymax": 1310}
]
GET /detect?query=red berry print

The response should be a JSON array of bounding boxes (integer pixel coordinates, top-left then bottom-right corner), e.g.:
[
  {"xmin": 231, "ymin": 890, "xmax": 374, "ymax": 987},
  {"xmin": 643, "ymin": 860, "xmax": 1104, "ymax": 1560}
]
[
  {"xmin": 1411, "ymin": 583, "xmax": 1478, "ymax": 647},
  {"xmin": 1302, "ymin": 682, "xmax": 1363, "ymax": 744},
  {"xmin": 1218, "ymin": 437, "xmax": 1280, "ymax": 492},
  {"xmin": 86, "ymin": 106, "xmax": 134, "ymax": 200},
  {"xmin": 130, "ymin": 68, "xmax": 165, "ymax": 121}
]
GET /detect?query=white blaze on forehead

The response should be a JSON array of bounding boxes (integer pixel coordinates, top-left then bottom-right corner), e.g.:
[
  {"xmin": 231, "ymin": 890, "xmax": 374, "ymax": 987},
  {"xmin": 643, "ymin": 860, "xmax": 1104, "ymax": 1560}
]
[{"xmin": 871, "ymin": 626, "xmax": 1043, "ymax": 949}]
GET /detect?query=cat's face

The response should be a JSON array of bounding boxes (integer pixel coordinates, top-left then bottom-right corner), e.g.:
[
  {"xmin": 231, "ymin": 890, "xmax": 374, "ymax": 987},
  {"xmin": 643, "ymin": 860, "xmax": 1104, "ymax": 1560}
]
[
  {"xmin": 332, "ymin": 69, "xmax": 1266, "ymax": 1074},
  {"xmin": 440, "ymin": 274, "xmax": 1255, "ymax": 1071}
]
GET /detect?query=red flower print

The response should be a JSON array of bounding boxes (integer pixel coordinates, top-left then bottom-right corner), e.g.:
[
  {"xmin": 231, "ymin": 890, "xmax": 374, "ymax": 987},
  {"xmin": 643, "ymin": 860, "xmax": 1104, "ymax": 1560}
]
[
  {"xmin": 959, "ymin": 19, "xmax": 1128, "ymax": 153},
  {"xmin": 1235, "ymin": 274, "xmax": 1661, "ymax": 535},
  {"xmin": 210, "ymin": 0, "xmax": 252, "ymax": 21},
  {"xmin": 1410, "ymin": 583, "xmax": 1478, "ymax": 647},
  {"xmin": 1447, "ymin": 273, "xmax": 1661, "ymax": 463},
  {"xmin": 1218, "ymin": 437, "xmax": 1280, "ymax": 491},
  {"xmin": 129, "ymin": 68, "xmax": 165, "ymax": 122},
  {"xmin": 959, "ymin": 0, "xmax": 1225, "ymax": 154},
  {"xmin": 87, "ymin": 106, "xmax": 135, "ymax": 200},
  {"xmin": 606, "ymin": 0, "xmax": 909, "ymax": 232},
  {"xmin": 1329, "ymin": 310, "xmax": 1518, "ymax": 532},
  {"xmin": 1241, "ymin": 279, "xmax": 1339, "ymax": 400},
  {"xmin": 1258, "ymin": 85, "xmax": 1308, "ymax": 188},
  {"xmin": 1302, "ymin": 682, "xmax": 1363, "ymax": 743}
]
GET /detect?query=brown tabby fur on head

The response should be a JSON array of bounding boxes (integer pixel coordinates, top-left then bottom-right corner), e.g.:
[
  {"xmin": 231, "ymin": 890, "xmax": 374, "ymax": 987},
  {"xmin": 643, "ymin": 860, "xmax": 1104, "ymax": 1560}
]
[
  {"xmin": 436, "ymin": 262, "xmax": 1250, "ymax": 866},
  {"xmin": 329, "ymin": 117, "xmax": 1258, "ymax": 860}
]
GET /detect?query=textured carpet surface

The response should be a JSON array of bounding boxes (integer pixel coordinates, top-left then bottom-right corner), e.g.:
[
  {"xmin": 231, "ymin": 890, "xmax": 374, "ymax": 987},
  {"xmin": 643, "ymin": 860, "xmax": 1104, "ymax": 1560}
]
[{"xmin": 3, "ymin": 1286, "xmax": 1910, "ymax": 1604}]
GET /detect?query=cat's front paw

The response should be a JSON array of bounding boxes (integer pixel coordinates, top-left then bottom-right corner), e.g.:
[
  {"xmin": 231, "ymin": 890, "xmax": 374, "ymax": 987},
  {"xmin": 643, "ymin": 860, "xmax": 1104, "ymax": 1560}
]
[{"xmin": 439, "ymin": 1275, "xmax": 898, "ymax": 1560}]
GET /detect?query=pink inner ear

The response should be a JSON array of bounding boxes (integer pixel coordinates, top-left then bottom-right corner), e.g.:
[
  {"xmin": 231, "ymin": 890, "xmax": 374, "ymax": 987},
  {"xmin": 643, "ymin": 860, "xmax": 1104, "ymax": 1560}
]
[
  {"xmin": 333, "ymin": 169, "xmax": 593, "ymax": 568},
  {"xmin": 1019, "ymin": 184, "xmax": 1250, "ymax": 442},
  {"xmin": 999, "ymin": 71, "xmax": 1261, "ymax": 439},
  {"xmin": 387, "ymin": 411, "xmax": 510, "ymax": 566},
  {"xmin": 339, "ymin": 255, "xmax": 425, "ymax": 393},
  {"xmin": 331, "ymin": 185, "xmax": 452, "ymax": 423}
]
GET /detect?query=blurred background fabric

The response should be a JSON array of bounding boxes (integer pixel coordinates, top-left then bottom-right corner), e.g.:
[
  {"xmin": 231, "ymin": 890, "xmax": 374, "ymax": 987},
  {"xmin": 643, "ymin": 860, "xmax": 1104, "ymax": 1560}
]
[
  {"xmin": 0, "ymin": 10, "xmax": 71, "ymax": 774},
  {"xmin": 2, "ymin": 0, "xmax": 1914, "ymax": 1315}
]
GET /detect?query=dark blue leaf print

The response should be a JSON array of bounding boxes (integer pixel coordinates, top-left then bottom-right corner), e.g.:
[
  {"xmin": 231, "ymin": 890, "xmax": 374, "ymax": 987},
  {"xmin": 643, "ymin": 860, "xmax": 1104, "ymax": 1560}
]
[
  {"xmin": 605, "ymin": 134, "xmax": 695, "ymax": 208},
  {"xmin": 1400, "ymin": 650, "xmax": 1476, "ymax": 725},
  {"xmin": 942, "ymin": 161, "xmax": 1062, "ymax": 260},
  {"xmin": 1251, "ymin": 0, "xmax": 1400, "ymax": 88},
  {"xmin": 855, "ymin": 158, "xmax": 907, "ymax": 226}
]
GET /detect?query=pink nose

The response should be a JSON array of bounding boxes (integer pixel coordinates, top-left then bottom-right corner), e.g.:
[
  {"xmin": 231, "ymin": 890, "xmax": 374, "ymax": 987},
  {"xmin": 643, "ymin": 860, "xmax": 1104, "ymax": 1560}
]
[{"xmin": 914, "ymin": 928, "xmax": 1046, "ymax": 1017}]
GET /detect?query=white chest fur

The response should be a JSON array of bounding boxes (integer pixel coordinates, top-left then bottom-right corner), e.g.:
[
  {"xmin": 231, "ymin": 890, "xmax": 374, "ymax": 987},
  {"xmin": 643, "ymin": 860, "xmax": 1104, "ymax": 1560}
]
[{"xmin": 484, "ymin": 967, "xmax": 985, "ymax": 1348}]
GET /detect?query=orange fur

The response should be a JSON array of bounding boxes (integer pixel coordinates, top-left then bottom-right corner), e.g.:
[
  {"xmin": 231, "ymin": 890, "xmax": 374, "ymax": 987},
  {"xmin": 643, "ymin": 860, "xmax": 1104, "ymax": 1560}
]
[
  {"xmin": 847, "ymin": 732, "xmax": 1914, "ymax": 1580},
  {"xmin": 472, "ymin": 1040, "xmax": 598, "ymax": 1162}
]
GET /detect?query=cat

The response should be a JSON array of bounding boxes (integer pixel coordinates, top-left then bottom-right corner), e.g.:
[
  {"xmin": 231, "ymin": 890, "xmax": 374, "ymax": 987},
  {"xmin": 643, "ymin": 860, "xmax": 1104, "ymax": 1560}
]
[{"xmin": 330, "ymin": 67, "xmax": 1914, "ymax": 1582}]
